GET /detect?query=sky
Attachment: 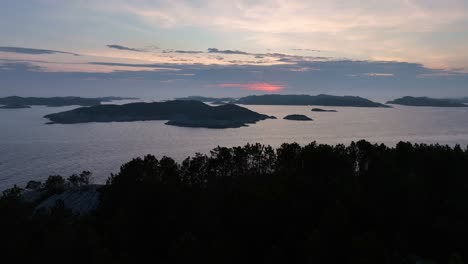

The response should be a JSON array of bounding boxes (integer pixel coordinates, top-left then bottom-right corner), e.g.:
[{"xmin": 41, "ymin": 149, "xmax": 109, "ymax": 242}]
[{"xmin": 1, "ymin": 0, "xmax": 468, "ymax": 100}]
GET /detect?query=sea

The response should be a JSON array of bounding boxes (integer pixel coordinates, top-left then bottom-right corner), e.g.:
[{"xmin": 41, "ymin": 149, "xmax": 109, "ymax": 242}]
[{"xmin": 1, "ymin": 100, "xmax": 468, "ymax": 190}]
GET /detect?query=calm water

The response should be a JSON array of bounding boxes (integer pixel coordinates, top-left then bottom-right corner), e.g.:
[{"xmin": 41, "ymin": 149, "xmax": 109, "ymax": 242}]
[{"xmin": 1, "ymin": 102, "xmax": 468, "ymax": 189}]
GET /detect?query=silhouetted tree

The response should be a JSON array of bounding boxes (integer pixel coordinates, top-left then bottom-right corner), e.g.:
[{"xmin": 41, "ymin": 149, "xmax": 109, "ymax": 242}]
[
  {"xmin": 25, "ymin": 180, "xmax": 42, "ymax": 190},
  {"xmin": 44, "ymin": 175, "xmax": 66, "ymax": 194},
  {"xmin": 67, "ymin": 171, "xmax": 92, "ymax": 188}
]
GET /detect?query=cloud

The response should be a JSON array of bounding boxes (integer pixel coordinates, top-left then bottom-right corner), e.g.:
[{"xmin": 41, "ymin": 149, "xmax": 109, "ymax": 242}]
[
  {"xmin": 3, "ymin": 58, "xmax": 468, "ymax": 99},
  {"xmin": 205, "ymin": 48, "xmax": 323, "ymax": 63},
  {"xmin": 218, "ymin": 82, "xmax": 285, "ymax": 92},
  {"xmin": 416, "ymin": 72, "xmax": 464, "ymax": 78},
  {"xmin": 364, "ymin": 73, "xmax": 394, "ymax": 77},
  {"xmin": 89, "ymin": 62, "xmax": 180, "ymax": 70},
  {"xmin": 144, "ymin": 45, "xmax": 160, "ymax": 50},
  {"xmin": 0, "ymin": 46, "xmax": 79, "ymax": 56},
  {"xmin": 0, "ymin": 61, "xmax": 44, "ymax": 72},
  {"xmin": 86, "ymin": 1, "xmax": 468, "ymax": 69},
  {"xmin": 163, "ymin": 49, "xmax": 204, "ymax": 54},
  {"xmin": 207, "ymin": 48, "xmax": 250, "ymax": 55},
  {"xmin": 106, "ymin": 44, "xmax": 145, "ymax": 52},
  {"xmin": 292, "ymin": 48, "xmax": 321, "ymax": 52},
  {"xmin": 207, "ymin": 48, "xmax": 299, "ymax": 59},
  {"xmin": 114, "ymin": 1, "xmax": 468, "ymax": 34},
  {"xmin": 289, "ymin": 67, "xmax": 320, "ymax": 72},
  {"xmin": 347, "ymin": 72, "xmax": 395, "ymax": 77},
  {"xmin": 226, "ymin": 60, "xmax": 267, "ymax": 64}
]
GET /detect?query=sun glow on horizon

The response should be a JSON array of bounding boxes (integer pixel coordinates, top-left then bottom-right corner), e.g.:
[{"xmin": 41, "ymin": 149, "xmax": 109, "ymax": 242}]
[{"xmin": 218, "ymin": 82, "xmax": 284, "ymax": 92}]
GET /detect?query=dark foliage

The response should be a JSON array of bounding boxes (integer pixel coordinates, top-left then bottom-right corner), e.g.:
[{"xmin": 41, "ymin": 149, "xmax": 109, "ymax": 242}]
[
  {"xmin": 67, "ymin": 171, "xmax": 92, "ymax": 188},
  {"xmin": 1, "ymin": 141, "xmax": 468, "ymax": 263},
  {"xmin": 44, "ymin": 175, "xmax": 66, "ymax": 195},
  {"xmin": 25, "ymin": 180, "xmax": 42, "ymax": 190}
]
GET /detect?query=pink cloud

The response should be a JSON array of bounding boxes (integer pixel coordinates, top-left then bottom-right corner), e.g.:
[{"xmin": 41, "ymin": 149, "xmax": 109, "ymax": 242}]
[{"xmin": 218, "ymin": 82, "xmax": 284, "ymax": 92}]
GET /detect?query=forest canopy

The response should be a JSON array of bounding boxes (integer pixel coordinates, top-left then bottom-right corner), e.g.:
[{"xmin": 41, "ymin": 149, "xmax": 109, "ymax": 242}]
[{"xmin": 1, "ymin": 140, "xmax": 468, "ymax": 263}]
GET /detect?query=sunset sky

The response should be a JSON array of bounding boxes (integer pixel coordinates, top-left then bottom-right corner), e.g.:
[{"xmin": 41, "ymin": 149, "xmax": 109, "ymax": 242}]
[{"xmin": 1, "ymin": 0, "xmax": 468, "ymax": 99}]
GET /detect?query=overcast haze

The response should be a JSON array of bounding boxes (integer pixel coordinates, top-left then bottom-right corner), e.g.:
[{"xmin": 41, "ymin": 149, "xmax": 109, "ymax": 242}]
[{"xmin": 1, "ymin": 0, "xmax": 468, "ymax": 100}]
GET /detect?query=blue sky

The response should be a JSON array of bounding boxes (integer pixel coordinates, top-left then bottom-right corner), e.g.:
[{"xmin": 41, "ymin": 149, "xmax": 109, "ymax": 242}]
[{"xmin": 1, "ymin": 0, "xmax": 468, "ymax": 99}]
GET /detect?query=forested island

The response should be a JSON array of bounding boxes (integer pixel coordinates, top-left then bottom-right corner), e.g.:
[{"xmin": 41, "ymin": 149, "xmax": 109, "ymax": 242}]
[
  {"xmin": 387, "ymin": 96, "xmax": 468, "ymax": 107},
  {"xmin": 45, "ymin": 100, "xmax": 275, "ymax": 128},
  {"xmin": 235, "ymin": 94, "xmax": 389, "ymax": 107},
  {"xmin": 283, "ymin": 114, "xmax": 313, "ymax": 121},
  {"xmin": 0, "ymin": 96, "xmax": 137, "ymax": 107},
  {"xmin": 1, "ymin": 141, "xmax": 468, "ymax": 263},
  {"xmin": 176, "ymin": 94, "xmax": 388, "ymax": 107},
  {"xmin": 448, "ymin": 97, "xmax": 468, "ymax": 104},
  {"xmin": 0, "ymin": 104, "xmax": 31, "ymax": 109}
]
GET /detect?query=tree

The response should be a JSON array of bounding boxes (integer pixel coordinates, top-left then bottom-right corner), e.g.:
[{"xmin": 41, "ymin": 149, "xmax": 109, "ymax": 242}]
[
  {"xmin": 44, "ymin": 175, "xmax": 65, "ymax": 194},
  {"xmin": 25, "ymin": 180, "xmax": 42, "ymax": 190},
  {"xmin": 1, "ymin": 185, "xmax": 23, "ymax": 199},
  {"xmin": 67, "ymin": 171, "xmax": 92, "ymax": 188}
]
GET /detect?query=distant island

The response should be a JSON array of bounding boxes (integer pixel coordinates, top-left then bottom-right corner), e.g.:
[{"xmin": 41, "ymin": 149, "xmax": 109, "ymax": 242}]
[
  {"xmin": 311, "ymin": 108, "xmax": 337, "ymax": 112},
  {"xmin": 0, "ymin": 96, "xmax": 138, "ymax": 107},
  {"xmin": 44, "ymin": 100, "xmax": 276, "ymax": 128},
  {"xmin": 386, "ymin": 96, "xmax": 468, "ymax": 107},
  {"xmin": 283, "ymin": 114, "xmax": 313, "ymax": 121},
  {"xmin": 444, "ymin": 97, "xmax": 468, "ymax": 104},
  {"xmin": 235, "ymin": 94, "xmax": 389, "ymax": 107},
  {"xmin": 175, "ymin": 96, "xmax": 236, "ymax": 103},
  {"xmin": 0, "ymin": 104, "xmax": 31, "ymax": 109}
]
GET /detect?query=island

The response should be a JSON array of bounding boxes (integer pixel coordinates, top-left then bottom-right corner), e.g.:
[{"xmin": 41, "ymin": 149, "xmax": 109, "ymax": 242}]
[
  {"xmin": 311, "ymin": 108, "xmax": 337, "ymax": 112},
  {"xmin": 234, "ymin": 94, "xmax": 389, "ymax": 107},
  {"xmin": 386, "ymin": 96, "xmax": 468, "ymax": 107},
  {"xmin": 444, "ymin": 97, "xmax": 468, "ymax": 104},
  {"xmin": 0, "ymin": 104, "xmax": 31, "ymax": 109},
  {"xmin": 175, "ymin": 96, "xmax": 236, "ymax": 103},
  {"xmin": 283, "ymin": 114, "xmax": 313, "ymax": 121},
  {"xmin": 44, "ymin": 100, "xmax": 276, "ymax": 128},
  {"xmin": 0, "ymin": 96, "xmax": 139, "ymax": 107}
]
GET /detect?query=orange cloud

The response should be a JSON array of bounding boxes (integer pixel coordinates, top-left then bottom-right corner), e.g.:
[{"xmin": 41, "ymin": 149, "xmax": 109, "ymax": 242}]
[{"xmin": 218, "ymin": 82, "xmax": 284, "ymax": 92}]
